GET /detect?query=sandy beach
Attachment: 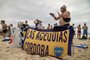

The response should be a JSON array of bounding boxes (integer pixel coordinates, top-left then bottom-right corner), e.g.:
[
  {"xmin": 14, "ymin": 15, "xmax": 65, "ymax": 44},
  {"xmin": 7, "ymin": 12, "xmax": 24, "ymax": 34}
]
[{"xmin": 0, "ymin": 39, "xmax": 90, "ymax": 60}]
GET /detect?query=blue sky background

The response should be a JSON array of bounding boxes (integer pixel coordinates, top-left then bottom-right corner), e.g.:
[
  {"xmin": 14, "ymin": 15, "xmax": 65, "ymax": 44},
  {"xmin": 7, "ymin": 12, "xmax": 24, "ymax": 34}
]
[{"xmin": 0, "ymin": 0, "xmax": 90, "ymax": 33}]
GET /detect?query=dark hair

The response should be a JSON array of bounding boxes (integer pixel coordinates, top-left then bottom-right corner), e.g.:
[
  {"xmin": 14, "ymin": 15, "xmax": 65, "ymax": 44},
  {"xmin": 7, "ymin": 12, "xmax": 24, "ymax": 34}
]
[
  {"xmin": 79, "ymin": 24, "xmax": 81, "ymax": 26},
  {"xmin": 25, "ymin": 20, "xmax": 28, "ymax": 23},
  {"xmin": 48, "ymin": 24, "xmax": 50, "ymax": 25},
  {"xmin": 1, "ymin": 20, "xmax": 5, "ymax": 24},
  {"xmin": 84, "ymin": 23, "xmax": 86, "ymax": 25},
  {"xmin": 10, "ymin": 24, "xmax": 13, "ymax": 26},
  {"xmin": 72, "ymin": 24, "xmax": 74, "ymax": 25}
]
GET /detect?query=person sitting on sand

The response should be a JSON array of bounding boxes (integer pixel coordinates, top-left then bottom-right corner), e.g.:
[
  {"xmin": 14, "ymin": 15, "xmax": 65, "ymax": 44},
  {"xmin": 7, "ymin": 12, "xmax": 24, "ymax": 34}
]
[
  {"xmin": 82, "ymin": 23, "xmax": 88, "ymax": 38},
  {"xmin": 50, "ymin": 5, "xmax": 71, "ymax": 26},
  {"xmin": 77, "ymin": 24, "xmax": 81, "ymax": 39}
]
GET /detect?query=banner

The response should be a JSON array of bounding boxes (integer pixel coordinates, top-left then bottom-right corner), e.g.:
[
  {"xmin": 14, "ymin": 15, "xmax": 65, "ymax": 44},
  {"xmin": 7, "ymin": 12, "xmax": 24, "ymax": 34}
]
[{"xmin": 24, "ymin": 27, "xmax": 74, "ymax": 58}]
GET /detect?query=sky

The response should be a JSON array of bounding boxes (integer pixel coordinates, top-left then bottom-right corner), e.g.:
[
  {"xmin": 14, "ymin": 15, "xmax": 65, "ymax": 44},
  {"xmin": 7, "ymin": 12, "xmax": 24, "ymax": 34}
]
[{"xmin": 0, "ymin": 0, "xmax": 90, "ymax": 32}]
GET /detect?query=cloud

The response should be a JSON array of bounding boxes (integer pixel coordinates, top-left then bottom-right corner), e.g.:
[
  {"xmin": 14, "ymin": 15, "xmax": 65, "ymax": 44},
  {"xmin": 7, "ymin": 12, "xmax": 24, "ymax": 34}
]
[{"xmin": 0, "ymin": 0, "xmax": 90, "ymax": 32}]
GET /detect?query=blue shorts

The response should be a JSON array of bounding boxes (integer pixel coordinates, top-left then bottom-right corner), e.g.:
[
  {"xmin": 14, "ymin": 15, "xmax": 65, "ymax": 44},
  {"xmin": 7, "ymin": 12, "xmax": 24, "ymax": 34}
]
[{"xmin": 83, "ymin": 30, "xmax": 87, "ymax": 35}]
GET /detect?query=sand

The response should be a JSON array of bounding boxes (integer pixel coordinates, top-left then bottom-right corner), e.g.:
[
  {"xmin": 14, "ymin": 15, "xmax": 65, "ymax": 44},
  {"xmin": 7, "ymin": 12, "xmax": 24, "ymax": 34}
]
[{"xmin": 0, "ymin": 39, "xmax": 90, "ymax": 60}]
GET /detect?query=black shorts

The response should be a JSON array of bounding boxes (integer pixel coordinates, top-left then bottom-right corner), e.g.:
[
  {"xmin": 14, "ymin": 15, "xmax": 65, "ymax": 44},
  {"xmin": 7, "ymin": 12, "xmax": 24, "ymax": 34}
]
[
  {"xmin": 3, "ymin": 29, "xmax": 7, "ymax": 33},
  {"xmin": 63, "ymin": 18, "xmax": 71, "ymax": 22}
]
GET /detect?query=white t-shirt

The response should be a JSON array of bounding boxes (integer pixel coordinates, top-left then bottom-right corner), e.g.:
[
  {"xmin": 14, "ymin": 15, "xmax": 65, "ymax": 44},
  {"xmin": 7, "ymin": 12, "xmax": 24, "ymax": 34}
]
[{"xmin": 37, "ymin": 24, "xmax": 44, "ymax": 30}]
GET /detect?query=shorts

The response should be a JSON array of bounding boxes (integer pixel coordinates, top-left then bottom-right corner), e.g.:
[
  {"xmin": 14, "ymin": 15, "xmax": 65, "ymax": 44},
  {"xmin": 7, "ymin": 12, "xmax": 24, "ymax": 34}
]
[
  {"xmin": 63, "ymin": 18, "xmax": 71, "ymax": 22},
  {"xmin": 78, "ymin": 31, "xmax": 81, "ymax": 34},
  {"xmin": 83, "ymin": 30, "xmax": 87, "ymax": 35},
  {"xmin": 3, "ymin": 29, "xmax": 7, "ymax": 33}
]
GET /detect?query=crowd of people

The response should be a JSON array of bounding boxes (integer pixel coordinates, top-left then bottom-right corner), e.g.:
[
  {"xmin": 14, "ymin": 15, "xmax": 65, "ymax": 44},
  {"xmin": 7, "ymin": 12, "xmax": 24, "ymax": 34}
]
[
  {"xmin": 72, "ymin": 23, "xmax": 88, "ymax": 39},
  {"xmin": 33, "ymin": 19, "xmax": 89, "ymax": 39},
  {"xmin": 0, "ymin": 20, "xmax": 29, "ymax": 37},
  {"xmin": 0, "ymin": 20, "xmax": 30, "ymax": 48},
  {"xmin": 0, "ymin": 5, "xmax": 89, "ymax": 48},
  {"xmin": 0, "ymin": 5, "xmax": 89, "ymax": 39},
  {"xmin": 0, "ymin": 19, "xmax": 88, "ymax": 38},
  {"xmin": 0, "ymin": 5, "xmax": 71, "ymax": 37},
  {"xmin": 33, "ymin": 19, "xmax": 59, "ymax": 30}
]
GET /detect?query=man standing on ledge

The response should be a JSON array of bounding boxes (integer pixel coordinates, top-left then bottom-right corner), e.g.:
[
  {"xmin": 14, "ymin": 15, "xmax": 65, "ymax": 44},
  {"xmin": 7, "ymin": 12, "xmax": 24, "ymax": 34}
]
[{"xmin": 50, "ymin": 5, "xmax": 71, "ymax": 26}]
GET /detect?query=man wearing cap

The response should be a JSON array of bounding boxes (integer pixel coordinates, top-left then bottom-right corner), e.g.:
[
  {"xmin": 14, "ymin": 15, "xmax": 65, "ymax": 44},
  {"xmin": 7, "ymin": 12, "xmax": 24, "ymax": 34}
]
[{"xmin": 50, "ymin": 5, "xmax": 71, "ymax": 26}]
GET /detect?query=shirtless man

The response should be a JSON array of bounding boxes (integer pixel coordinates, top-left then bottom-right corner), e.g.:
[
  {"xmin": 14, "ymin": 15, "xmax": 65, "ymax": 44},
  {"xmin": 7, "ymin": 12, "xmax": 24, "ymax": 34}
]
[
  {"xmin": 82, "ymin": 23, "xmax": 88, "ymax": 38},
  {"xmin": 1, "ymin": 20, "xmax": 7, "ymax": 37},
  {"xmin": 77, "ymin": 24, "xmax": 81, "ymax": 39},
  {"xmin": 50, "ymin": 5, "xmax": 71, "ymax": 26}
]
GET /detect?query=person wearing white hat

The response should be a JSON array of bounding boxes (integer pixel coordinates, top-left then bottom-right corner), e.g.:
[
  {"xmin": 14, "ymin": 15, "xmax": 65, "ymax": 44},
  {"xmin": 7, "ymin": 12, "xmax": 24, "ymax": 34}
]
[{"xmin": 34, "ymin": 19, "xmax": 44, "ymax": 29}]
